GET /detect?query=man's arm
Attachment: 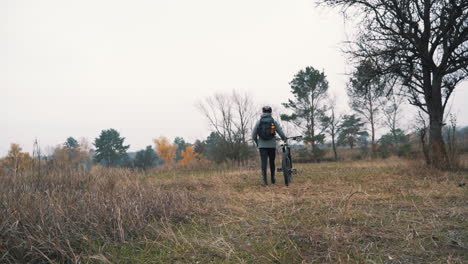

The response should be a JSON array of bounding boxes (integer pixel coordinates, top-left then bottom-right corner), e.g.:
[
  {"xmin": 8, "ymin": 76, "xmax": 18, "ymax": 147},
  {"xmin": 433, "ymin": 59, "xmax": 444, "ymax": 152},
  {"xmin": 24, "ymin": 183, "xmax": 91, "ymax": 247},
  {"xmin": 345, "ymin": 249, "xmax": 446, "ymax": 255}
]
[
  {"xmin": 252, "ymin": 121, "xmax": 259, "ymax": 146},
  {"xmin": 275, "ymin": 120, "xmax": 287, "ymax": 141}
]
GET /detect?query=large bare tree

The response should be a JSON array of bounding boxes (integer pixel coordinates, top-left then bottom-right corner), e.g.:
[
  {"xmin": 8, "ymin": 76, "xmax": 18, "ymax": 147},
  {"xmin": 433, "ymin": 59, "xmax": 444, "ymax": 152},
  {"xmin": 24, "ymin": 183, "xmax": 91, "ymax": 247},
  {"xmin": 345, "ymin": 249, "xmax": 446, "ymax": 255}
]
[
  {"xmin": 322, "ymin": 0, "xmax": 468, "ymax": 167},
  {"xmin": 197, "ymin": 90, "xmax": 255, "ymax": 162}
]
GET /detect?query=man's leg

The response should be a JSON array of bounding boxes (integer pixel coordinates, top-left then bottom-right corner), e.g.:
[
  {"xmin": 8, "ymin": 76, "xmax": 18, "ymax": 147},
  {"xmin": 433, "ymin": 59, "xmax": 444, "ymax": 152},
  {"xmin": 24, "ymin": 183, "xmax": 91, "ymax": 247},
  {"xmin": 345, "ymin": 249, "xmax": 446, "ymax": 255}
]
[
  {"xmin": 268, "ymin": 148, "xmax": 276, "ymax": 184},
  {"xmin": 259, "ymin": 148, "xmax": 268, "ymax": 185}
]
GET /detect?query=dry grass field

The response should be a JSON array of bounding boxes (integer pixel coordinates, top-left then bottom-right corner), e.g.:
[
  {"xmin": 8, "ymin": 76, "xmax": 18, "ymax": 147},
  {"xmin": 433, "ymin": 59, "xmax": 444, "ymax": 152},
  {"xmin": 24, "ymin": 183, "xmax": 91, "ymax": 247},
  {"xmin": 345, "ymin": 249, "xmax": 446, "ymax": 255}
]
[{"xmin": 1, "ymin": 157, "xmax": 467, "ymax": 263}]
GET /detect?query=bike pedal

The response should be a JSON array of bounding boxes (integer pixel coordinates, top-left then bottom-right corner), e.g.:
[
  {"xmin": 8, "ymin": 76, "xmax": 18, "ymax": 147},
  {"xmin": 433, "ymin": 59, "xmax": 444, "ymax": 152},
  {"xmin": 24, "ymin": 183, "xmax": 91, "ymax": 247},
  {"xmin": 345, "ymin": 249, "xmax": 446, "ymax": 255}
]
[{"xmin": 277, "ymin": 168, "xmax": 283, "ymax": 172}]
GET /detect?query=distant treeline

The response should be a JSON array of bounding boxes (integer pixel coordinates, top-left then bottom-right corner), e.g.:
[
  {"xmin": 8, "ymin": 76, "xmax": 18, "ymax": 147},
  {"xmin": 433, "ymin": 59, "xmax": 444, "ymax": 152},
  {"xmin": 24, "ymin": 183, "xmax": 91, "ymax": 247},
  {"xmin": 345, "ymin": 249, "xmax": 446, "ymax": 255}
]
[{"xmin": 2, "ymin": 60, "xmax": 468, "ymax": 174}]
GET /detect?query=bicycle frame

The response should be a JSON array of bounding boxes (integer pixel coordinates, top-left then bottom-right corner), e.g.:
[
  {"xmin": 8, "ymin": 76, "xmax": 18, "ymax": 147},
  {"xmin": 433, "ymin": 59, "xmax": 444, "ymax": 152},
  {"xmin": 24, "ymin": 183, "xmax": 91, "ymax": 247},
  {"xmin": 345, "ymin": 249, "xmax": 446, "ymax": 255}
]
[
  {"xmin": 277, "ymin": 136, "xmax": 302, "ymax": 185},
  {"xmin": 278, "ymin": 136, "xmax": 302, "ymax": 156}
]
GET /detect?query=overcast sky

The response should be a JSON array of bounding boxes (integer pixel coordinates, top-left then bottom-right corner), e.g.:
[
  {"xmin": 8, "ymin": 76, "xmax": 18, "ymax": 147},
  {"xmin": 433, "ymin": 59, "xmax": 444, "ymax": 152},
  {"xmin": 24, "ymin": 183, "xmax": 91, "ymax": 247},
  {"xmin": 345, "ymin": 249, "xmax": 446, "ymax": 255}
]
[{"xmin": 2, "ymin": 0, "xmax": 467, "ymax": 156}]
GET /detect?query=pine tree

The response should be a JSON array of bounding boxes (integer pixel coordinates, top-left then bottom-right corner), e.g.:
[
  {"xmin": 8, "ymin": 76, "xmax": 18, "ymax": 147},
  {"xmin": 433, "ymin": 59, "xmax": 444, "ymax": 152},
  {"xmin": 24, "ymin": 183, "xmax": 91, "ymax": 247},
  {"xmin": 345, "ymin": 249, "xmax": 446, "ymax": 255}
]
[{"xmin": 93, "ymin": 129, "xmax": 130, "ymax": 167}]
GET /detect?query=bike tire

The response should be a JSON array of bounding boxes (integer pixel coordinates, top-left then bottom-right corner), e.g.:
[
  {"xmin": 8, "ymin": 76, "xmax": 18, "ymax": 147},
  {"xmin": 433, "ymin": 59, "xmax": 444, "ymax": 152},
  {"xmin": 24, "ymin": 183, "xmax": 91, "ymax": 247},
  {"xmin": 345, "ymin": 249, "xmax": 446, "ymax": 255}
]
[{"xmin": 282, "ymin": 154, "xmax": 292, "ymax": 186}]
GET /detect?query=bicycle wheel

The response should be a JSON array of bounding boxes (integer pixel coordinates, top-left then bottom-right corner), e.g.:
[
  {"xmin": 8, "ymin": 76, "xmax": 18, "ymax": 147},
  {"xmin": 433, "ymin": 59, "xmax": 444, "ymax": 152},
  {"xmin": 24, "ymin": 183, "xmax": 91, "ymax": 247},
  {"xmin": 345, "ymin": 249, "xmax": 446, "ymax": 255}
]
[{"xmin": 282, "ymin": 153, "xmax": 292, "ymax": 186}]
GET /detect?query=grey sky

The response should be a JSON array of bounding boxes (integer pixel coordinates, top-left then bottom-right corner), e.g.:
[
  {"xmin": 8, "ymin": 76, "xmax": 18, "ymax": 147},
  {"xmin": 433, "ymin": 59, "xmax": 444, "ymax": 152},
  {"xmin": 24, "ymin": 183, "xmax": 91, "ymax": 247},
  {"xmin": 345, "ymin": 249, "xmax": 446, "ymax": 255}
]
[{"xmin": 2, "ymin": 0, "xmax": 467, "ymax": 156}]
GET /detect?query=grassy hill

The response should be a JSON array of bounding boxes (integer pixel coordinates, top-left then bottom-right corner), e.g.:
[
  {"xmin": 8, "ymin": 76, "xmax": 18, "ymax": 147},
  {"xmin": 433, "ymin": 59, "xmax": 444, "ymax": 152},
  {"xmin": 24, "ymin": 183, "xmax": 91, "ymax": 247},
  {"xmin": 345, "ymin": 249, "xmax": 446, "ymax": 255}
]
[{"xmin": 1, "ymin": 158, "xmax": 467, "ymax": 263}]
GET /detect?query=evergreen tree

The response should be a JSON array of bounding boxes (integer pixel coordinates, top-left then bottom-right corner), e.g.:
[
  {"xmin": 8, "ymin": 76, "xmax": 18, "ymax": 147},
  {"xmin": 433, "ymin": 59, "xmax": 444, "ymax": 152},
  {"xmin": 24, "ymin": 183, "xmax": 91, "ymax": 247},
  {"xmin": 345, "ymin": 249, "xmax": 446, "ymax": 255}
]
[
  {"xmin": 193, "ymin": 139, "xmax": 207, "ymax": 155},
  {"xmin": 93, "ymin": 129, "xmax": 130, "ymax": 167},
  {"xmin": 338, "ymin": 115, "xmax": 368, "ymax": 149},
  {"xmin": 281, "ymin": 66, "xmax": 328, "ymax": 159},
  {"xmin": 64, "ymin": 137, "xmax": 79, "ymax": 161},
  {"xmin": 174, "ymin": 137, "xmax": 189, "ymax": 161},
  {"xmin": 348, "ymin": 60, "xmax": 385, "ymax": 156},
  {"xmin": 64, "ymin": 137, "xmax": 79, "ymax": 150},
  {"xmin": 204, "ymin": 132, "xmax": 226, "ymax": 163},
  {"xmin": 378, "ymin": 129, "xmax": 410, "ymax": 157},
  {"xmin": 134, "ymin": 145, "xmax": 159, "ymax": 171}
]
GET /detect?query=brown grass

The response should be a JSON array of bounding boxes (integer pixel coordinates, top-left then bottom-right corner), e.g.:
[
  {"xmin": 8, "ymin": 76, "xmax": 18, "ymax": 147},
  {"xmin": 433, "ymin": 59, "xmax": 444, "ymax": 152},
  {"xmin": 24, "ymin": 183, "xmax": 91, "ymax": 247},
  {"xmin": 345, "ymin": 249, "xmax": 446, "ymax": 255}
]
[
  {"xmin": 1, "ymin": 158, "xmax": 467, "ymax": 263},
  {"xmin": 0, "ymin": 167, "xmax": 204, "ymax": 263}
]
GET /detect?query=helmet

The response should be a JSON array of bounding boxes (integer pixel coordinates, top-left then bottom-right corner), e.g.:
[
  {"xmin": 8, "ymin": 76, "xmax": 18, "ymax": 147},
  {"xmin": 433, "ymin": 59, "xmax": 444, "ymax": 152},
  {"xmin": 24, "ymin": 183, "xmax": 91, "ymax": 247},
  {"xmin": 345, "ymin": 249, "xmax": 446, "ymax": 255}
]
[{"xmin": 262, "ymin": 105, "xmax": 272, "ymax": 113}]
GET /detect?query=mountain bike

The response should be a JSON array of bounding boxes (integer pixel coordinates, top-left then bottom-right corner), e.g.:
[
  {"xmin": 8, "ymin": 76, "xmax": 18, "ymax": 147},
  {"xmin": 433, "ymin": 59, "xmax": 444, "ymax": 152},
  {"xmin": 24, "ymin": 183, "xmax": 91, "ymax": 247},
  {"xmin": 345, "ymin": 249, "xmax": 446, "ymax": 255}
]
[{"xmin": 277, "ymin": 136, "xmax": 302, "ymax": 186}]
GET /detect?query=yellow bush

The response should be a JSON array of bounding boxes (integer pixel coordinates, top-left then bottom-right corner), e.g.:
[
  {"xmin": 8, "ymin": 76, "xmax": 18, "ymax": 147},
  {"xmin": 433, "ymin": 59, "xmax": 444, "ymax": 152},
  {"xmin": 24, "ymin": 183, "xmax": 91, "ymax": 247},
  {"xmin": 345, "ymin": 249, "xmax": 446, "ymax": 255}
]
[{"xmin": 153, "ymin": 137, "xmax": 177, "ymax": 167}]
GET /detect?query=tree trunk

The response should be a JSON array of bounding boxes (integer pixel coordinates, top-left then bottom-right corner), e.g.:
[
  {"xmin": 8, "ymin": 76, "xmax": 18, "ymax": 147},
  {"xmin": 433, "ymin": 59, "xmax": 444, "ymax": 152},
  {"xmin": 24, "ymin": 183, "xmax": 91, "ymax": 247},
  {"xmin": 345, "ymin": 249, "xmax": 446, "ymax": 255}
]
[
  {"xmin": 369, "ymin": 97, "xmax": 376, "ymax": 157},
  {"xmin": 370, "ymin": 117, "xmax": 376, "ymax": 157},
  {"xmin": 310, "ymin": 114, "xmax": 319, "ymax": 162},
  {"xmin": 428, "ymin": 112, "xmax": 447, "ymax": 167},
  {"xmin": 419, "ymin": 128, "xmax": 430, "ymax": 165},
  {"xmin": 332, "ymin": 133, "xmax": 337, "ymax": 161},
  {"xmin": 427, "ymin": 77, "xmax": 448, "ymax": 168},
  {"xmin": 14, "ymin": 156, "xmax": 18, "ymax": 177}
]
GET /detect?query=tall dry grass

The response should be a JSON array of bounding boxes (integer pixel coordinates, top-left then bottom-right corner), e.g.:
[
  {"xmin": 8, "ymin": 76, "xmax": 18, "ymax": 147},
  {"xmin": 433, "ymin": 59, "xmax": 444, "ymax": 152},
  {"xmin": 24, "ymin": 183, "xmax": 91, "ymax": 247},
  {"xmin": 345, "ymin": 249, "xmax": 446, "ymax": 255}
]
[
  {"xmin": 0, "ymin": 156, "xmax": 466, "ymax": 263},
  {"xmin": 0, "ymin": 166, "xmax": 201, "ymax": 263}
]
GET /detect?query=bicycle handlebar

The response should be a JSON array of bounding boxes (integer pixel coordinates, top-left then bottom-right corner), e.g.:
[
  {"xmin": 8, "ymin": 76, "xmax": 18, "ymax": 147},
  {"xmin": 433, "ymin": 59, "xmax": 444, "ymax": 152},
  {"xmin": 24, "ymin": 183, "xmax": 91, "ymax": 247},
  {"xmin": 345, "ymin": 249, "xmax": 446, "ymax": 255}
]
[{"xmin": 276, "ymin": 136, "xmax": 303, "ymax": 141}]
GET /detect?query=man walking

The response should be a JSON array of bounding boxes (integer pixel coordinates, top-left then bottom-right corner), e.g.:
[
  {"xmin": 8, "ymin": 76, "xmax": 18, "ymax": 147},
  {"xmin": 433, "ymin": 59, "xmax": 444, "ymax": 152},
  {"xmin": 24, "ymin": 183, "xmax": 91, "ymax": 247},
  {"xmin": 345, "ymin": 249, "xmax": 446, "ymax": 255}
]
[{"xmin": 252, "ymin": 106, "xmax": 287, "ymax": 185}]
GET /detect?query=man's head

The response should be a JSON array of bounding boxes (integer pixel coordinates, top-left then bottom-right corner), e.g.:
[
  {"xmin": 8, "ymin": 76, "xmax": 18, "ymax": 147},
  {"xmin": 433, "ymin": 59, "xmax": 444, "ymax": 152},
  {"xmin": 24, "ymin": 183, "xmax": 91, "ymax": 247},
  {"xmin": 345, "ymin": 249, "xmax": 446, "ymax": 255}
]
[{"xmin": 262, "ymin": 105, "xmax": 272, "ymax": 113}]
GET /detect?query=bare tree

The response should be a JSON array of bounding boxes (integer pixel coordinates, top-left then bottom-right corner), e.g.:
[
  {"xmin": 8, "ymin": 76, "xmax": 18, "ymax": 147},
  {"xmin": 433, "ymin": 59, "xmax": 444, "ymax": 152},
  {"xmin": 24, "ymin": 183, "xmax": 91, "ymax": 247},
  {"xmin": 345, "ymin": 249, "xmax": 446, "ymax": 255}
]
[
  {"xmin": 381, "ymin": 92, "xmax": 406, "ymax": 146},
  {"xmin": 446, "ymin": 113, "xmax": 459, "ymax": 167},
  {"xmin": 197, "ymin": 90, "xmax": 255, "ymax": 162},
  {"xmin": 232, "ymin": 91, "xmax": 256, "ymax": 145},
  {"xmin": 322, "ymin": 0, "xmax": 468, "ymax": 167},
  {"xmin": 321, "ymin": 95, "xmax": 342, "ymax": 160},
  {"xmin": 32, "ymin": 139, "xmax": 42, "ymax": 181}
]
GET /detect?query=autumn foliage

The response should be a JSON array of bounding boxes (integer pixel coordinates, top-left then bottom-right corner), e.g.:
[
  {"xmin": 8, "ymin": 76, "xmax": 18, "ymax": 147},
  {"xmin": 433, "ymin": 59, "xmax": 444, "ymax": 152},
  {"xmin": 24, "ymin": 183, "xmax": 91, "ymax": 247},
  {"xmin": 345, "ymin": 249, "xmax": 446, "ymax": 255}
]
[
  {"xmin": 0, "ymin": 144, "xmax": 32, "ymax": 176},
  {"xmin": 153, "ymin": 137, "xmax": 177, "ymax": 167},
  {"xmin": 179, "ymin": 146, "xmax": 201, "ymax": 167},
  {"xmin": 52, "ymin": 141, "xmax": 91, "ymax": 170}
]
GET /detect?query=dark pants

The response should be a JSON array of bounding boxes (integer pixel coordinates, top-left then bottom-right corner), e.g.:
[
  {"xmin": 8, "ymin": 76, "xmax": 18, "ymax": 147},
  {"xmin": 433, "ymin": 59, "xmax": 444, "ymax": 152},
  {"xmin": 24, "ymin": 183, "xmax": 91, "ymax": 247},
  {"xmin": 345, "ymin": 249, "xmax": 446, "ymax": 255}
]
[{"xmin": 259, "ymin": 148, "xmax": 276, "ymax": 184}]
